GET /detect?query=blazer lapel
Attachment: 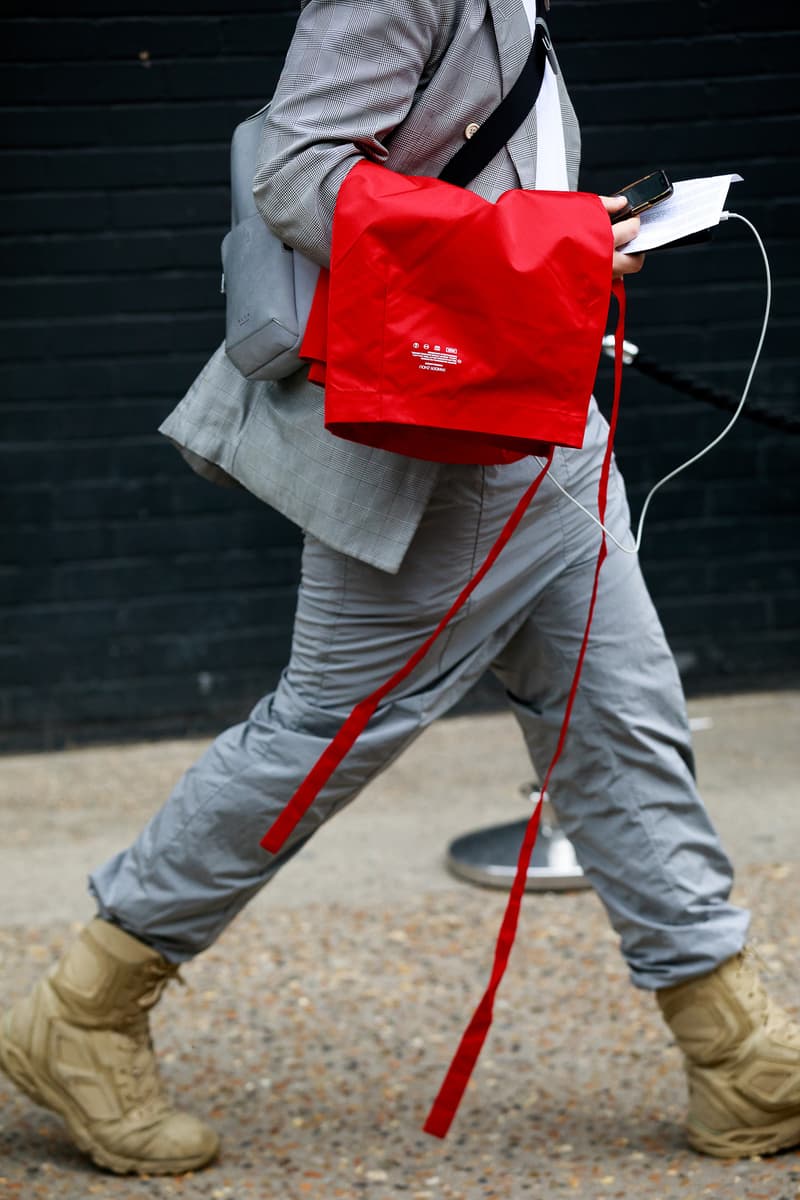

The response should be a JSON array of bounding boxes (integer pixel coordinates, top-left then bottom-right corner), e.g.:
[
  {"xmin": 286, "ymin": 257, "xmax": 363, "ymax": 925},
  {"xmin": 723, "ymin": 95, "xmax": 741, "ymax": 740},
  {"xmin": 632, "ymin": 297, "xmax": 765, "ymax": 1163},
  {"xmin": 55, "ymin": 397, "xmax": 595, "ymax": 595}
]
[
  {"xmin": 486, "ymin": 0, "xmax": 532, "ymax": 93},
  {"xmin": 485, "ymin": 0, "xmax": 539, "ymax": 187}
]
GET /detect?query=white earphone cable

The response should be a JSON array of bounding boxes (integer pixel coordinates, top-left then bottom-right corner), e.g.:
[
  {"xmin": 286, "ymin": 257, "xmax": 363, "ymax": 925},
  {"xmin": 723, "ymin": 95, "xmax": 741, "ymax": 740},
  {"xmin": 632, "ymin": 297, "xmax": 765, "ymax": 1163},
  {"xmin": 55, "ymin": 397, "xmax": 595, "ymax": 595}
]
[{"xmin": 535, "ymin": 212, "xmax": 772, "ymax": 555}]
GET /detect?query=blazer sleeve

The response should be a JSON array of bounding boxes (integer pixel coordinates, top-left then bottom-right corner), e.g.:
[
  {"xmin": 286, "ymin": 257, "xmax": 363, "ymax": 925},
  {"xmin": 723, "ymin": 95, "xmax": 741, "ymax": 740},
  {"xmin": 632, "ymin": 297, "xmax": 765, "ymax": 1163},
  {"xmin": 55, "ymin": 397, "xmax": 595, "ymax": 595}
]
[{"xmin": 252, "ymin": 0, "xmax": 443, "ymax": 267}]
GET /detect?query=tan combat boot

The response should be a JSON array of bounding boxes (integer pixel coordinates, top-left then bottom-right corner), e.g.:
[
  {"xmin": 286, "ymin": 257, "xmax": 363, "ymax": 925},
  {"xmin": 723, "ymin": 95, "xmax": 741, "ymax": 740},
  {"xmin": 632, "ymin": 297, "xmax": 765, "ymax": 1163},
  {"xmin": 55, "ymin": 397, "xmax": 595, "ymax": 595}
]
[
  {"xmin": 0, "ymin": 918, "xmax": 218, "ymax": 1174},
  {"xmin": 657, "ymin": 949, "xmax": 800, "ymax": 1158}
]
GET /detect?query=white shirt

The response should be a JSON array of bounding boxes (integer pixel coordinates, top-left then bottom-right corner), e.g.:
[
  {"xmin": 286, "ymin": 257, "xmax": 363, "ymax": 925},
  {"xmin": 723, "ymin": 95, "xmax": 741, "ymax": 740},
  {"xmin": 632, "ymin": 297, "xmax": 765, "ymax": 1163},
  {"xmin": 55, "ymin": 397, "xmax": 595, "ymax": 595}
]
[{"xmin": 520, "ymin": 0, "xmax": 569, "ymax": 191}]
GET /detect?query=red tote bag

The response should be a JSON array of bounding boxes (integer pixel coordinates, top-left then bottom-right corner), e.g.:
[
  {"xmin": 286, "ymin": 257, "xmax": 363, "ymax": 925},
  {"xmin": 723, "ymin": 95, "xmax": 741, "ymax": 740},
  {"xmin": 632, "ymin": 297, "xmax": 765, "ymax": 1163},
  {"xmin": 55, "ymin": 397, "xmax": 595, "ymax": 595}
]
[
  {"xmin": 274, "ymin": 163, "xmax": 628, "ymax": 1141},
  {"xmin": 301, "ymin": 161, "xmax": 614, "ymax": 465}
]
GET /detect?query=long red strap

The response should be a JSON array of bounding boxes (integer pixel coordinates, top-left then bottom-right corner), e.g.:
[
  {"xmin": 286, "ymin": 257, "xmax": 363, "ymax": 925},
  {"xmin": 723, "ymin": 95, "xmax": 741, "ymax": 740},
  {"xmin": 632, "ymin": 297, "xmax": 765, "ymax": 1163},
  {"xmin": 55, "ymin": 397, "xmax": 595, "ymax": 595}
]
[
  {"xmin": 423, "ymin": 278, "xmax": 627, "ymax": 1136},
  {"xmin": 260, "ymin": 447, "xmax": 554, "ymax": 854},
  {"xmin": 260, "ymin": 279, "xmax": 627, "ymax": 1137}
]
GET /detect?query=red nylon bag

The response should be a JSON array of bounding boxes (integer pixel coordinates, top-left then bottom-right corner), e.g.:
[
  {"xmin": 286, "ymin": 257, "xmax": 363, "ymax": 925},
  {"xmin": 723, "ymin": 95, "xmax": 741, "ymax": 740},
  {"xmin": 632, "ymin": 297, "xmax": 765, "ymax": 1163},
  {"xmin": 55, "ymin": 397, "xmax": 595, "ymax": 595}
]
[
  {"xmin": 301, "ymin": 161, "xmax": 614, "ymax": 464},
  {"xmin": 271, "ymin": 164, "xmax": 627, "ymax": 1140}
]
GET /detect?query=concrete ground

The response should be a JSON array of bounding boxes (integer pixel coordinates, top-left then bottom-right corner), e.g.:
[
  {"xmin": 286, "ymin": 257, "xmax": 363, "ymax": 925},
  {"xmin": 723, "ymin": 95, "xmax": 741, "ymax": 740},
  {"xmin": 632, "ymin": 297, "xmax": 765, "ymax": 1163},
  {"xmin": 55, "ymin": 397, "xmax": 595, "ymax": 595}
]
[{"xmin": 0, "ymin": 689, "xmax": 798, "ymax": 1199}]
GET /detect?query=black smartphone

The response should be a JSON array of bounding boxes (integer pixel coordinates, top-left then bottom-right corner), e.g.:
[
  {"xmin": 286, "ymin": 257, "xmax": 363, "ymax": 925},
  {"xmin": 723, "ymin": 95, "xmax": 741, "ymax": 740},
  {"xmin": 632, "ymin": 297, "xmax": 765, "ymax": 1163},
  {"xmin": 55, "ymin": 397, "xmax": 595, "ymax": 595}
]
[{"xmin": 610, "ymin": 169, "xmax": 673, "ymax": 224}]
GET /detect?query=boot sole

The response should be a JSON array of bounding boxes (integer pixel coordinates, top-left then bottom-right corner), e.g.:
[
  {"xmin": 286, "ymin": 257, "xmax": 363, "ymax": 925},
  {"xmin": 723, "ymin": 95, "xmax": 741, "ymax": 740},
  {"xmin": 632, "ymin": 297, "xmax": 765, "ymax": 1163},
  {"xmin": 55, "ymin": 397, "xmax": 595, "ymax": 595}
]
[
  {"xmin": 0, "ymin": 1012, "xmax": 217, "ymax": 1175},
  {"xmin": 687, "ymin": 1111, "xmax": 800, "ymax": 1159}
]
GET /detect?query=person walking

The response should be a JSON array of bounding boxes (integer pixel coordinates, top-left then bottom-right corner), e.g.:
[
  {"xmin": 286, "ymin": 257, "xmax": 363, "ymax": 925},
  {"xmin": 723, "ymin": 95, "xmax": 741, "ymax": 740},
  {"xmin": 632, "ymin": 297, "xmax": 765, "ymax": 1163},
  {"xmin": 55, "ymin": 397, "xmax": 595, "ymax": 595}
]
[{"xmin": 2, "ymin": 0, "xmax": 798, "ymax": 1175}]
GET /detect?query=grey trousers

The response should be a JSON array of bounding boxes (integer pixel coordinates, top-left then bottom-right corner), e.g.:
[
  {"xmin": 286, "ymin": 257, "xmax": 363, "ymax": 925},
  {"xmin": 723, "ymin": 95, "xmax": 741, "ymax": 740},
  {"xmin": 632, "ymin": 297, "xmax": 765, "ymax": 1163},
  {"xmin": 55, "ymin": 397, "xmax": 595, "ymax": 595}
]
[{"xmin": 90, "ymin": 401, "xmax": 749, "ymax": 988}]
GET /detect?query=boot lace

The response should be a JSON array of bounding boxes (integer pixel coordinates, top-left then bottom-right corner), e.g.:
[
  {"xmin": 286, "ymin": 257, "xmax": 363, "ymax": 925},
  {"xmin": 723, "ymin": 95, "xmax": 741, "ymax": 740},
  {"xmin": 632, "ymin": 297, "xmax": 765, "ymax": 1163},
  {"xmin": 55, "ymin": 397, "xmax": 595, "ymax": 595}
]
[
  {"xmin": 737, "ymin": 947, "xmax": 800, "ymax": 1044},
  {"xmin": 110, "ymin": 1023, "xmax": 168, "ymax": 1116},
  {"xmin": 110, "ymin": 962, "xmax": 181, "ymax": 1119}
]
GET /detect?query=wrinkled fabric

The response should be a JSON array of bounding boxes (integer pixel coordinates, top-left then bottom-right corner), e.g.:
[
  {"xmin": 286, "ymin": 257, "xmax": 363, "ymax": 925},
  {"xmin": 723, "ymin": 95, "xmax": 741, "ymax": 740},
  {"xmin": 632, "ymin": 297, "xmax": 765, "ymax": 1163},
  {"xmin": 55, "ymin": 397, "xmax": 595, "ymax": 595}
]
[
  {"xmin": 301, "ymin": 162, "xmax": 613, "ymax": 463},
  {"xmin": 90, "ymin": 401, "xmax": 748, "ymax": 985}
]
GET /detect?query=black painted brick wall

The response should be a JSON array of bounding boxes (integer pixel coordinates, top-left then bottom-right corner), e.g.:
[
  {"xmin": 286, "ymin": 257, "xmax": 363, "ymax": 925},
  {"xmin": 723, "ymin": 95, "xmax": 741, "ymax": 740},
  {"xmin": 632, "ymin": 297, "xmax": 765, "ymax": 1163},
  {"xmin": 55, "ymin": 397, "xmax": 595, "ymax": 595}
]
[{"xmin": 2, "ymin": 1, "xmax": 799, "ymax": 749}]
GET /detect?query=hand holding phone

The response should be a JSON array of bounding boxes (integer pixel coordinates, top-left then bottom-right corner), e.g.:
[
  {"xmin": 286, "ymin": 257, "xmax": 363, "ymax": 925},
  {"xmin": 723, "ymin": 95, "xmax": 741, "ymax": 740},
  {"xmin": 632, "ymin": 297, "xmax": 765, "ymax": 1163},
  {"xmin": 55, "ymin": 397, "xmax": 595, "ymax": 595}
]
[
  {"xmin": 610, "ymin": 169, "xmax": 673, "ymax": 224},
  {"xmin": 599, "ymin": 196, "xmax": 646, "ymax": 277}
]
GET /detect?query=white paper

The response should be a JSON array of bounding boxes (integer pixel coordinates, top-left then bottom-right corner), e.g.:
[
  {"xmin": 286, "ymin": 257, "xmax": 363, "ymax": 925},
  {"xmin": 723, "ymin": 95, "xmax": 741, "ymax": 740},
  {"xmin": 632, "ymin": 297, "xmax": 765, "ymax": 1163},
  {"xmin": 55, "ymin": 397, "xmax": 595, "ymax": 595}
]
[{"xmin": 621, "ymin": 174, "xmax": 743, "ymax": 253}]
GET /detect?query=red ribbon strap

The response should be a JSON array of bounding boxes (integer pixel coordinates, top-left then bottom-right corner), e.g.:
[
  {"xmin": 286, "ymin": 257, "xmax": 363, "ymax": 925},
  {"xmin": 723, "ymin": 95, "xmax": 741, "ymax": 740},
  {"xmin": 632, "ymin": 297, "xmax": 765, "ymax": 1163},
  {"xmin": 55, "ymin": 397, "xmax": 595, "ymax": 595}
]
[
  {"xmin": 261, "ymin": 277, "xmax": 628, "ymax": 1142},
  {"xmin": 423, "ymin": 278, "xmax": 627, "ymax": 1136},
  {"xmin": 260, "ymin": 449, "xmax": 554, "ymax": 854}
]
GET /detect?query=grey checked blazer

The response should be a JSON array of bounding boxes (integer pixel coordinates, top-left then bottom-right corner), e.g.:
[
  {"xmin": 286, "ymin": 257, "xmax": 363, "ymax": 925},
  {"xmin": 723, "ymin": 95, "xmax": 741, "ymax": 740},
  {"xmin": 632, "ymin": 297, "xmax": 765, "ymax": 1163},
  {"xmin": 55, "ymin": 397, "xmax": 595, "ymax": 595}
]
[{"xmin": 160, "ymin": 0, "xmax": 581, "ymax": 573}]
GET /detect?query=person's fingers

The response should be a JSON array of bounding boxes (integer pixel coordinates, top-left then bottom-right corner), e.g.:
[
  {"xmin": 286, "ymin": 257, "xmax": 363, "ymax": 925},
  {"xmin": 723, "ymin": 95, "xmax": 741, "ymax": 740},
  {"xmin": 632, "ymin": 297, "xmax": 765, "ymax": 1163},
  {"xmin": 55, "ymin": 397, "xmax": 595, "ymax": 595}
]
[
  {"xmin": 599, "ymin": 195, "xmax": 645, "ymax": 277},
  {"xmin": 613, "ymin": 250, "xmax": 645, "ymax": 277},
  {"xmin": 599, "ymin": 194, "xmax": 628, "ymax": 216},
  {"xmin": 612, "ymin": 214, "xmax": 640, "ymax": 248}
]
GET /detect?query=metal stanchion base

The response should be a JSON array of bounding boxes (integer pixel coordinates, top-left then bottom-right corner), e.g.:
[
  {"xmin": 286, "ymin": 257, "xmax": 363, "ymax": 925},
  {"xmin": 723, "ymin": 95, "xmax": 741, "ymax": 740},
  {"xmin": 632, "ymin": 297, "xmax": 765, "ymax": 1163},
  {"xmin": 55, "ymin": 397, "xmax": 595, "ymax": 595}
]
[
  {"xmin": 446, "ymin": 789, "xmax": 591, "ymax": 892},
  {"xmin": 446, "ymin": 719, "xmax": 714, "ymax": 894}
]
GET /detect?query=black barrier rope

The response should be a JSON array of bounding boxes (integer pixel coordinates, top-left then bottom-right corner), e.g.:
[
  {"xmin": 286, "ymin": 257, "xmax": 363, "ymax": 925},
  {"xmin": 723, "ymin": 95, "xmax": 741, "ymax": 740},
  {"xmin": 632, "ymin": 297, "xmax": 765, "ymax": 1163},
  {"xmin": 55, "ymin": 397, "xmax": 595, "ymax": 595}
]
[{"xmin": 601, "ymin": 340, "xmax": 800, "ymax": 435}]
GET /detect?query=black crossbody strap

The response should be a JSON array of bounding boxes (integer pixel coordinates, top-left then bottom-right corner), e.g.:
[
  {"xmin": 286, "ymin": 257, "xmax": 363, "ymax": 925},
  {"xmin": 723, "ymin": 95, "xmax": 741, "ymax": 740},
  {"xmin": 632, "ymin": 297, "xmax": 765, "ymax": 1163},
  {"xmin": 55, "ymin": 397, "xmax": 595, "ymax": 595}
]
[{"xmin": 438, "ymin": 18, "xmax": 549, "ymax": 189}]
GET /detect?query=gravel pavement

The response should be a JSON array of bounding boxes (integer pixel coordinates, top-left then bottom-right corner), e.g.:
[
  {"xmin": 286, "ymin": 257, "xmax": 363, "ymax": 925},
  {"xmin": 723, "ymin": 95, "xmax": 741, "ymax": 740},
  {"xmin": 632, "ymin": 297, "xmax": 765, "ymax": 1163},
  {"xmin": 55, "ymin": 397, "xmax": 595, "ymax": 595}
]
[{"xmin": 1, "ymin": 690, "xmax": 798, "ymax": 1200}]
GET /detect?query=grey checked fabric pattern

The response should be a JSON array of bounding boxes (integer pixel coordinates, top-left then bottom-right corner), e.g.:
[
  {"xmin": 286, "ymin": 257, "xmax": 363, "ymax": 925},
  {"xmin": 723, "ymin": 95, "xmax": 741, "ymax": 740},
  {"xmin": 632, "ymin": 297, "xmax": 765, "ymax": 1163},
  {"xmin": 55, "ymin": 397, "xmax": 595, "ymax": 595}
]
[{"xmin": 160, "ymin": 0, "xmax": 582, "ymax": 573}]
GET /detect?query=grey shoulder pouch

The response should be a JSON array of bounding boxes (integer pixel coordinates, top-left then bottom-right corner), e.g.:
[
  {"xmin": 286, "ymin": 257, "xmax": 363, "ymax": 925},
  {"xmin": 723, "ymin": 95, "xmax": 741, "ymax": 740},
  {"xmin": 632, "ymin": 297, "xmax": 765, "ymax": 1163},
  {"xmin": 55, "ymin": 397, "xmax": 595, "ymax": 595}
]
[{"xmin": 221, "ymin": 103, "xmax": 320, "ymax": 381}]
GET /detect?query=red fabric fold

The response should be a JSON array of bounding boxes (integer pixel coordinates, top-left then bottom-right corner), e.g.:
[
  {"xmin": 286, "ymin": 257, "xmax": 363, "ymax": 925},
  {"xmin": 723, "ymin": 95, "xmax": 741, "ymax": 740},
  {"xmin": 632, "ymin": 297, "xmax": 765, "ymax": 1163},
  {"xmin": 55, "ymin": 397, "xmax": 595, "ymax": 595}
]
[
  {"xmin": 300, "ymin": 265, "xmax": 330, "ymax": 386},
  {"xmin": 300, "ymin": 161, "xmax": 614, "ymax": 465}
]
